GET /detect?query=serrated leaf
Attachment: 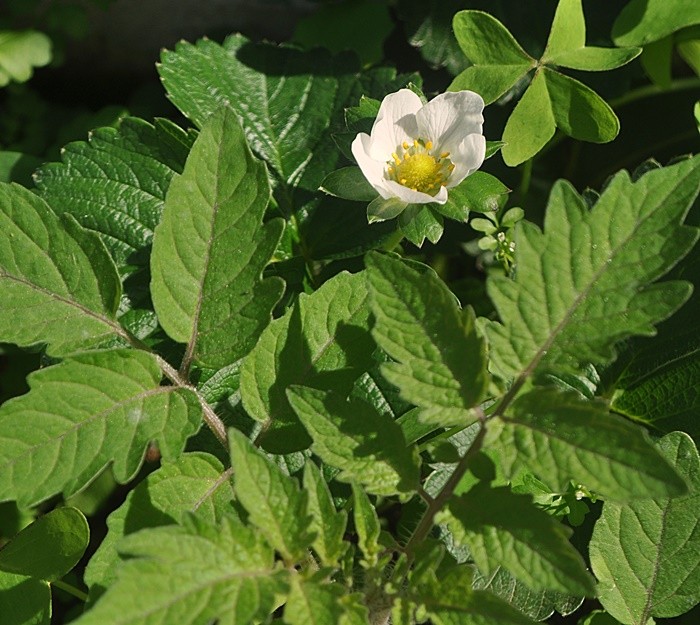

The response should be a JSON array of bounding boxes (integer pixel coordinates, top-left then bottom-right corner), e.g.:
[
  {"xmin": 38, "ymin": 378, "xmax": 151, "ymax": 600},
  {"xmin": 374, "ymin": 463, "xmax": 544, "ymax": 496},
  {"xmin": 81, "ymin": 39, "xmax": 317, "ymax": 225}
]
[
  {"xmin": 489, "ymin": 387, "xmax": 686, "ymax": 500},
  {"xmin": 0, "ymin": 183, "xmax": 123, "ymax": 356},
  {"xmin": 0, "ymin": 507, "xmax": 88, "ymax": 582},
  {"xmin": 229, "ymin": 429, "xmax": 313, "ymax": 563},
  {"xmin": 85, "ymin": 452, "xmax": 234, "ymax": 592},
  {"xmin": 473, "ymin": 567, "xmax": 583, "ymax": 621},
  {"xmin": 72, "ymin": 515, "xmax": 287, "ymax": 625},
  {"xmin": 440, "ymin": 483, "xmax": 595, "ymax": 595},
  {"xmin": 284, "ymin": 577, "xmax": 369, "ymax": 625},
  {"xmin": 302, "ymin": 462, "xmax": 348, "ymax": 566},
  {"xmin": 502, "ymin": 70, "xmax": 555, "ymax": 167},
  {"xmin": 151, "ymin": 107, "xmax": 283, "ymax": 369},
  {"xmin": 398, "ymin": 204, "xmax": 444, "ymax": 247},
  {"xmin": 366, "ymin": 252, "xmax": 488, "ymax": 427},
  {"xmin": 35, "ymin": 117, "xmax": 192, "ymax": 272},
  {"xmin": 485, "ymin": 157, "xmax": 700, "ymax": 381},
  {"xmin": 544, "ymin": 68, "xmax": 620, "ymax": 143},
  {"xmin": 0, "ymin": 30, "xmax": 51, "ymax": 87},
  {"xmin": 352, "ymin": 484, "xmax": 381, "ymax": 567},
  {"xmin": 288, "ymin": 387, "xmax": 420, "ymax": 496},
  {"xmin": 613, "ymin": 0, "xmax": 700, "ymax": 46},
  {"xmin": 590, "ymin": 432, "xmax": 700, "ymax": 625},
  {"xmin": 240, "ymin": 271, "xmax": 375, "ymax": 453},
  {"xmin": 0, "ymin": 571, "xmax": 50, "ymax": 625},
  {"xmin": 0, "ymin": 349, "xmax": 201, "ymax": 506}
]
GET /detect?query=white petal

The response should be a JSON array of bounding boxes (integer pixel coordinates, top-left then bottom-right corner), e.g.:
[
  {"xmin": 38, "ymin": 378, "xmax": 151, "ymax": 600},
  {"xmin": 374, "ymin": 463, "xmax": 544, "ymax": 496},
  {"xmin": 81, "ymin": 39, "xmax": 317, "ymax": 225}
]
[
  {"xmin": 416, "ymin": 91, "xmax": 484, "ymax": 155},
  {"xmin": 351, "ymin": 132, "xmax": 394, "ymax": 199},
  {"xmin": 383, "ymin": 179, "xmax": 449, "ymax": 205},
  {"xmin": 369, "ymin": 89, "xmax": 422, "ymax": 160},
  {"xmin": 446, "ymin": 134, "xmax": 487, "ymax": 188}
]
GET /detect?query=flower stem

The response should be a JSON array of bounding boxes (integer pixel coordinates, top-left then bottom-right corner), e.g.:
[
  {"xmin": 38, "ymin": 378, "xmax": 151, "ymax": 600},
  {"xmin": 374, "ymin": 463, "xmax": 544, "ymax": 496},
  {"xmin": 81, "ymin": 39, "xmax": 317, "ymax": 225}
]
[{"xmin": 52, "ymin": 579, "xmax": 89, "ymax": 602}]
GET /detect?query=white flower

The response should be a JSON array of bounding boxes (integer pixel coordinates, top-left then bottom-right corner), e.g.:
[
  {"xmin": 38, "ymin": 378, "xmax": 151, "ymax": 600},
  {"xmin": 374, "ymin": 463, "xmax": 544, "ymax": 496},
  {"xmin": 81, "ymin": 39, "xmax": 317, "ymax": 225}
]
[{"xmin": 351, "ymin": 89, "xmax": 486, "ymax": 206}]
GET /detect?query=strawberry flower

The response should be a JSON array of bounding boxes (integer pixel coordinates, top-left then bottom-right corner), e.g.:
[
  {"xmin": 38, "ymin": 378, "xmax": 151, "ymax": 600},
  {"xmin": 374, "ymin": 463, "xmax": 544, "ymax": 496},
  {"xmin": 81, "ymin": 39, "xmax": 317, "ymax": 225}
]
[{"xmin": 351, "ymin": 88, "xmax": 486, "ymax": 207}]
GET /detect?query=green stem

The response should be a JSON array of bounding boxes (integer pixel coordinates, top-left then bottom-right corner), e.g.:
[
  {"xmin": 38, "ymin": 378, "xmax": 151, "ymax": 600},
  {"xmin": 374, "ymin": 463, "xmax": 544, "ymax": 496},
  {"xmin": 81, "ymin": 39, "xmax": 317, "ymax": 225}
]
[
  {"xmin": 52, "ymin": 579, "xmax": 88, "ymax": 602},
  {"xmin": 403, "ymin": 416, "xmax": 487, "ymax": 558},
  {"xmin": 608, "ymin": 76, "xmax": 700, "ymax": 109},
  {"xmin": 518, "ymin": 158, "xmax": 533, "ymax": 201}
]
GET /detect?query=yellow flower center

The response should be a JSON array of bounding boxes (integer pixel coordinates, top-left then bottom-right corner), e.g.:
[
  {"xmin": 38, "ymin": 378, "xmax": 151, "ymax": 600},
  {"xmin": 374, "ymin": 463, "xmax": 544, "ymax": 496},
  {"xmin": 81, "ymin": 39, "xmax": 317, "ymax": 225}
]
[{"xmin": 386, "ymin": 139, "xmax": 454, "ymax": 195}]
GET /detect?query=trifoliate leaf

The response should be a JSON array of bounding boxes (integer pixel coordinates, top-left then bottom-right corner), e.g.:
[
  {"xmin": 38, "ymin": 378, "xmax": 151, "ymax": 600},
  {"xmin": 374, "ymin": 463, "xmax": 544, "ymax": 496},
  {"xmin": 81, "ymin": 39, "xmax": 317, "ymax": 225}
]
[
  {"xmin": 485, "ymin": 157, "xmax": 700, "ymax": 381},
  {"xmin": 302, "ymin": 462, "xmax": 348, "ymax": 566},
  {"xmin": 488, "ymin": 387, "xmax": 686, "ymax": 500},
  {"xmin": 85, "ymin": 452, "xmax": 234, "ymax": 592},
  {"xmin": 229, "ymin": 429, "xmax": 313, "ymax": 563},
  {"xmin": 71, "ymin": 515, "xmax": 287, "ymax": 625},
  {"xmin": 366, "ymin": 252, "xmax": 488, "ymax": 427},
  {"xmin": 288, "ymin": 387, "xmax": 420, "ymax": 496},
  {"xmin": 0, "ymin": 31, "xmax": 51, "ymax": 87},
  {"xmin": 590, "ymin": 432, "xmax": 700, "ymax": 625},
  {"xmin": 35, "ymin": 117, "xmax": 192, "ymax": 273},
  {"xmin": 0, "ymin": 507, "xmax": 88, "ymax": 583},
  {"xmin": 0, "ymin": 183, "xmax": 123, "ymax": 356},
  {"xmin": 283, "ymin": 577, "xmax": 370, "ymax": 625},
  {"xmin": 0, "ymin": 571, "xmax": 50, "ymax": 625},
  {"xmin": 440, "ymin": 482, "xmax": 596, "ymax": 595},
  {"xmin": 151, "ymin": 107, "xmax": 284, "ymax": 369},
  {"xmin": 0, "ymin": 350, "xmax": 201, "ymax": 506},
  {"xmin": 240, "ymin": 271, "xmax": 375, "ymax": 453}
]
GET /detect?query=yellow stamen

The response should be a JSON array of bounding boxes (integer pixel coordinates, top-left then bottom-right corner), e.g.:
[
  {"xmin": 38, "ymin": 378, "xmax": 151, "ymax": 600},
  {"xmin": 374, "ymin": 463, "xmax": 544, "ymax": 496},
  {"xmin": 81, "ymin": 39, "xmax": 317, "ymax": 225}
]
[
  {"xmin": 440, "ymin": 152, "xmax": 450, "ymax": 159},
  {"xmin": 402, "ymin": 141, "xmax": 409, "ymax": 150},
  {"xmin": 425, "ymin": 141, "xmax": 433, "ymax": 150},
  {"xmin": 392, "ymin": 152, "xmax": 400, "ymax": 165},
  {"xmin": 385, "ymin": 137, "xmax": 455, "ymax": 195}
]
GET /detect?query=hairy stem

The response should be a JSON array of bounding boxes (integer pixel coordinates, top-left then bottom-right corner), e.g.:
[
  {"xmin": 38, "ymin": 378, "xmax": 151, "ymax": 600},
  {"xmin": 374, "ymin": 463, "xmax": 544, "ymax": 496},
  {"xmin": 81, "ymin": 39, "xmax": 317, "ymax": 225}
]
[
  {"xmin": 403, "ymin": 414, "xmax": 487, "ymax": 558},
  {"xmin": 52, "ymin": 579, "xmax": 88, "ymax": 602}
]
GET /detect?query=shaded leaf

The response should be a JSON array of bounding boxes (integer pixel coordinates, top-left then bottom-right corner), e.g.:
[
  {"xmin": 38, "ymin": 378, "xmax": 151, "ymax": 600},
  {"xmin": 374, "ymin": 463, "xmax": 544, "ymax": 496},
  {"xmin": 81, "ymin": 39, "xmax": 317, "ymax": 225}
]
[
  {"xmin": 320, "ymin": 166, "xmax": 377, "ymax": 202},
  {"xmin": 288, "ymin": 386, "xmax": 420, "ymax": 496},
  {"xmin": 0, "ymin": 31, "xmax": 51, "ymax": 87},
  {"xmin": 366, "ymin": 252, "xmax": 488, "ymax": 427},
  {"xmin": 284, "ymin": 577, "xmax": 369, "ymax": 625},
  {"xmin": 613, "ymin": 0, "xmax": 700, "ymax": 46},
  {"xmin": 0, "ymin": 571, "xmax": 50, "ymax": 625}
]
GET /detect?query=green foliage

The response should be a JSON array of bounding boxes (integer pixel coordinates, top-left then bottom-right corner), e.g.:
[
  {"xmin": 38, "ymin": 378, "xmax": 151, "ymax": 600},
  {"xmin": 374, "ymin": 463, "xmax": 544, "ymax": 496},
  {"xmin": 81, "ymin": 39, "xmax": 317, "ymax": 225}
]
[
  {"xmin": 150, "ymin": 107, "xmax": 284, "ymax": 369},
  {"xmin": 450, "ymin": 0, "xmax": 640, "ymax": 165},
  {"xmin": 590, "ymin": 432, "xmax": 700, "ymax": 625},
  {"xmin": 0, "ymin": 30, "xmax": 51, "ymax": 87},
  {"xmin": 1, "ymin": 3, "xmax": 699, "ymax": 625}
]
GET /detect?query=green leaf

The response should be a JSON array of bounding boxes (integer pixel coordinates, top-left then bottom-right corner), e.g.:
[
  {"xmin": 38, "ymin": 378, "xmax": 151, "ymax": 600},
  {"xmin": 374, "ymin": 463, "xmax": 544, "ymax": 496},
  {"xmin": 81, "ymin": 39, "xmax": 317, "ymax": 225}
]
[
  {"xmin": 0, "ymin": 152, "xmax": 42, "ymax": 185},
  {"xmin": 367, "ymin": 196, "xmax": 407, "ymax": 223},
  {"xmin": 439, "ymin": 171, "xmax": 510, "ymax": 221},
  {"xmin": 288, "ymin": 387, "xmax": 420, "ymax": 496},
  {"xmin": 0, "ymin": 31, "xmax": 51, "ymax": 87},
  {"xmin": 590, "ymin": 432, "xmax": 700, "ymax": 624},
  {"xmin": 0, "ymin": 571, "xmax": 50, "ymax": 625},
  {"xmin": 151, "ymin": 107, "xmax": 283, "ymax": 369},
  {"xmin": 0, "ymin": 507, "xmax": 88, "ymax": 582},
  {"xmin": 85, "ymin": 452, "xmax": 234, "ymax": 592},
  {"xmin": 489, "ymin": 387, "xmax": 687, "ymax": 500},
  {"xmin": 544, "ymin": 68, "xmax": 620, "ymax": 143},
  {"xmin": 542, "ymin": 0, "xmax": 640, "ymax": 70},
  {"xmin": 0, "ymin": 183, "xmax": 123, "ymax": 356},
  {"xmin": 71, "ymin": 515, "xmax": 287, "ymax": 625},
  {"xmin": 229, "ymin": 429, "xmax": 313, "ymax": 563},
  {"xmin": 613, "ymin": 0, "xmax": 700, "ymax": 46},
  {"xmin": 449, "ymin": 64, "xmax": 532, "ymax": 107},
  {"xmin": 0, "ymin": 349, "xmax": 201, "ymax": 506},
  {"xmin": 293, "ymin": 0, "xmax": 392, "ymax": 67},
  {"xmin": 640, "ymin": 36, "xmax": 674, "ymax": 88},
  {"xmin": 502, "ymin": 70, "xmax": 555, "ymax": 167},
  {"xmin": 302, "ymin": 462, "xmax": 348, "ymax": 566},
  {"xmin": 320, "ymin": 167, "xmax": 377, "ymax": 202},
  {"xmin": 352, "ymin": 484, "xmax": 381, "ymax": 567},
  {"xmin": 158, "ymin": 34, "xmax": 358, "ymax": 218},
  {"xmin": 284, "ymin": 577, "xmax": 369, "ymax": 625},
  {"xmin": 398, "ymin": 0, "xmax": 469, "ymax": 75},
  {"xmin": 543, "ymin": 0, "xmax": 585, "ymax": 59},
  {"xmin": 240, "ymin": 271, "xmax": 375, "ymax": 453},
  {"xmin": 35, "ymin": 117, "xmax": 192, "ymax": 273},
  {"xmin": 398, "ymin": 204, "xmax": 444, "ymax": 246},
  {"xmin": 366, "ymin": 252, "xmax": 488, "ymax": 427},
  {"xmin": 485, "ymin": 157, "xmax": 700, "ymax": 381},
  {"xmin": 440, "ymin": 482, "xmax": 595, "ymax": 595}
]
